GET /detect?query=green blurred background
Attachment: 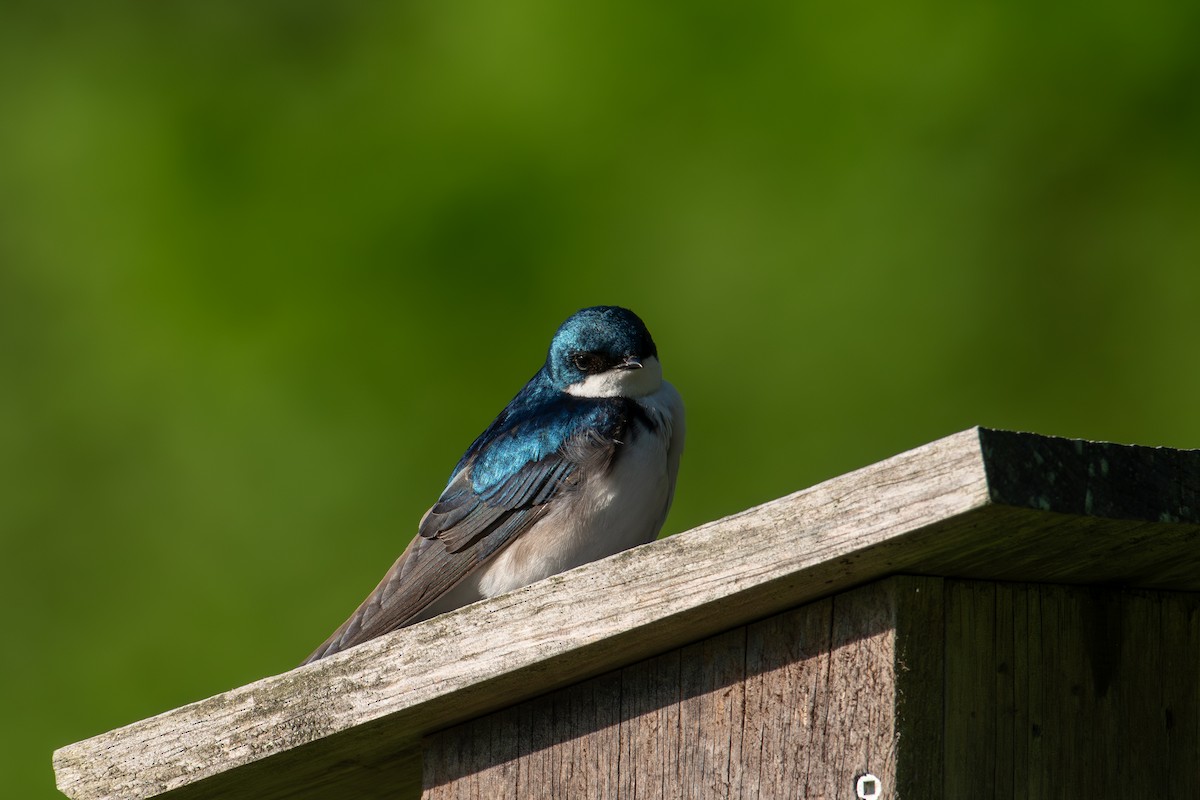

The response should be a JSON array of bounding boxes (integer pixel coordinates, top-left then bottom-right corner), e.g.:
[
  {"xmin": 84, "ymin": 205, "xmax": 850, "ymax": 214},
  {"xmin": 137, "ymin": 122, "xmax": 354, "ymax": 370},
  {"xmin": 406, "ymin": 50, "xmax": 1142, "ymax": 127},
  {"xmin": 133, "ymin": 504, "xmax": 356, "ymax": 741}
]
[{"xmin": 3, "ymin": 1, "xmax": 1198, "ymax": 796}]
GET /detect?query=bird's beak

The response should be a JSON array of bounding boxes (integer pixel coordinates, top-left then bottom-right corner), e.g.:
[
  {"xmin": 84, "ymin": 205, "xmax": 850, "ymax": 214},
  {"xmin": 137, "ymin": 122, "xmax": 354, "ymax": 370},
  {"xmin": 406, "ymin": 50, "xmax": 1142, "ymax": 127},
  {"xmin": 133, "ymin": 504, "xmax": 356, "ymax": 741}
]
[{"xmin": 620, "ymin": 355, "xmax": 643, "ymax": 370}]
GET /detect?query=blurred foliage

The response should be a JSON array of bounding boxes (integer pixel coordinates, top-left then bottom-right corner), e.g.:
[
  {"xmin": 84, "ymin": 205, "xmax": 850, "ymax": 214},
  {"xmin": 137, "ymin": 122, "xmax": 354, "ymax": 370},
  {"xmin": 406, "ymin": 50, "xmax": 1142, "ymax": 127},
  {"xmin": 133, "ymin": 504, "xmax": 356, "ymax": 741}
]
[{"xmin": 2, "ymin": 1, "xmax": 1199, "ymax": 796}]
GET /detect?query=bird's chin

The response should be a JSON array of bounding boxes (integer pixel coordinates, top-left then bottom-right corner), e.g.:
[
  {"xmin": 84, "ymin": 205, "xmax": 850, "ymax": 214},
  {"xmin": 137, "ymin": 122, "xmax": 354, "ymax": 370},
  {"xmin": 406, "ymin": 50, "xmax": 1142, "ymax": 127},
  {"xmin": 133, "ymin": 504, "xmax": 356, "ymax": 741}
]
[{"xmin": 565, "ymin": 355, "xmax": 664, "ymax": 399}]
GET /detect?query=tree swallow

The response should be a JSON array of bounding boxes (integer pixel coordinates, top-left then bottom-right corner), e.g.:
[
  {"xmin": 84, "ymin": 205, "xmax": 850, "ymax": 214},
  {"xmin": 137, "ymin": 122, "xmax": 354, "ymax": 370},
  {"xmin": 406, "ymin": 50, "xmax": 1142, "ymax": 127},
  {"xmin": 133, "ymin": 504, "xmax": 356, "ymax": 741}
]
[{"xmin": 304, "ymin": 305, "xmax": 685, "ymax": 663}]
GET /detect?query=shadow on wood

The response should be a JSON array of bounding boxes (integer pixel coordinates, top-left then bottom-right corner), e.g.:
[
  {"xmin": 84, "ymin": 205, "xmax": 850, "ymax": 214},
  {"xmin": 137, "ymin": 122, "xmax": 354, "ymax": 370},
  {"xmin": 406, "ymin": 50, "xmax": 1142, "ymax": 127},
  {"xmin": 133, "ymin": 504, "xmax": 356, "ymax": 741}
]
[
  {"xmin": 423, "ymin": 578, "xmax": 940, "ymax": 798},
  {"xmin": 427, "ymin": 577, "xmax": 1199, "ymax": 799}
]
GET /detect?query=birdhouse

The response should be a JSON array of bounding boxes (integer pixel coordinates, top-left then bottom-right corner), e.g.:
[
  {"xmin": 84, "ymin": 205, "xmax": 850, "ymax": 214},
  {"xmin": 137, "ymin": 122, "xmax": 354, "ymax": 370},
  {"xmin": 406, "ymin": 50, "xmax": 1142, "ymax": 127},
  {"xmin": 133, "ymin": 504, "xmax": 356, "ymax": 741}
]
[{"xmin": 53, "ymin": 428, "xmax": 1200, "ymax": 799}]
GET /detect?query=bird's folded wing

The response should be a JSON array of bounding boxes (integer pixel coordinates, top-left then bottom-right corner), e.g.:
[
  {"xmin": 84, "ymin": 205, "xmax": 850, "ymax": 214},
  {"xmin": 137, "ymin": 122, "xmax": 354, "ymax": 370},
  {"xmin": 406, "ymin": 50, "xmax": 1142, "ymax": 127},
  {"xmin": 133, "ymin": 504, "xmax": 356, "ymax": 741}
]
[{"xmin": 302, "ymin": 424, "xmax": 621, "ymax": 663}]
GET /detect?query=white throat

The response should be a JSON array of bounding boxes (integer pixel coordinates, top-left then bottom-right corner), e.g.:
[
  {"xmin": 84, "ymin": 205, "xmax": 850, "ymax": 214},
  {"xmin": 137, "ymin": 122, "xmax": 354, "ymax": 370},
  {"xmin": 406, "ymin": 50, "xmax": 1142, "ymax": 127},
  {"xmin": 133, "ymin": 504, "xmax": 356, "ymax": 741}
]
[{"xmin": 565, "ymin": 355, "xmax": 664, "ymax": 399}]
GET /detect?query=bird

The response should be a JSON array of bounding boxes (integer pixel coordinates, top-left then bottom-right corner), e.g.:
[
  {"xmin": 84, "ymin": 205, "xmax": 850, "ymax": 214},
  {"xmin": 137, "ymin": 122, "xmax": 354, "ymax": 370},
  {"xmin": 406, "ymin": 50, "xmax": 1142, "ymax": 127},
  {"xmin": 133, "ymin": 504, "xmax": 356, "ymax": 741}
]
[{"xmin": 303, "ymin": 305, "xmax": 685, "ymax": 663}]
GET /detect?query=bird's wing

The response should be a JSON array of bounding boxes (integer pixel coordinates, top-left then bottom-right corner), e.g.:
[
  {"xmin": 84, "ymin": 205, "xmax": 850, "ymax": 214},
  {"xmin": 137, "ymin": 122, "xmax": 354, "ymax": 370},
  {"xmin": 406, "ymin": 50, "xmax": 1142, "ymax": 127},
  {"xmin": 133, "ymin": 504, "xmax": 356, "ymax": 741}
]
[{"xmin": 302, "ymin": 404, "xmax": 626, "ymax": 664}]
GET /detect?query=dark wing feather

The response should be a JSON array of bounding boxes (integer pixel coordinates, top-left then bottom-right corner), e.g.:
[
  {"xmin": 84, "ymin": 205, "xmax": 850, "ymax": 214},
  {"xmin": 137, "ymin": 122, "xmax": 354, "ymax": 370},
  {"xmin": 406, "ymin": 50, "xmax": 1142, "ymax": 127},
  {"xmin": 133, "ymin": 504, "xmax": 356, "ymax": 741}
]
[{"xmin": 302, "ymin": 403, "xmax": 627, "ymax": 664}]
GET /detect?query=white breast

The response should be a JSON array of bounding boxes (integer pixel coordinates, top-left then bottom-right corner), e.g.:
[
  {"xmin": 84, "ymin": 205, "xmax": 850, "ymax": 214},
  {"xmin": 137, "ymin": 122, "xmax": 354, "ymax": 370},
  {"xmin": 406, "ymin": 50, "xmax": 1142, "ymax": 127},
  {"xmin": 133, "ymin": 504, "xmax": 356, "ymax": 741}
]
[{"xmin": 422, "ymin": 380, "xmax": 685, "ymax": 617}]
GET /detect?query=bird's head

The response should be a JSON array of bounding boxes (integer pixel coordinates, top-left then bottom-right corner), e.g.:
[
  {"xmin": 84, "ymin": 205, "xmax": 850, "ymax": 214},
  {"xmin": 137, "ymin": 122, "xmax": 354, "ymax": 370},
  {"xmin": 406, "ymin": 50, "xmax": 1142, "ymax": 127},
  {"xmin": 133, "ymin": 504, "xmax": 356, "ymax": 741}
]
[{"xmin": 546, "ymin": 306, "xmax": 662, "ymax": 398}]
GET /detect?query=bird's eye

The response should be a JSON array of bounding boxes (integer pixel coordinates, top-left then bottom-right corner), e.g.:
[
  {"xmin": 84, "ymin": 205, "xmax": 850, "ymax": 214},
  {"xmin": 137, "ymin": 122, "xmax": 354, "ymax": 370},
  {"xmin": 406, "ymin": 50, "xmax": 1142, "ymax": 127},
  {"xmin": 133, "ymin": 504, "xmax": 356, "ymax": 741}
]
[{"xmin": 571, "ymin": 352, "xmax": 606, "ymax": 373}]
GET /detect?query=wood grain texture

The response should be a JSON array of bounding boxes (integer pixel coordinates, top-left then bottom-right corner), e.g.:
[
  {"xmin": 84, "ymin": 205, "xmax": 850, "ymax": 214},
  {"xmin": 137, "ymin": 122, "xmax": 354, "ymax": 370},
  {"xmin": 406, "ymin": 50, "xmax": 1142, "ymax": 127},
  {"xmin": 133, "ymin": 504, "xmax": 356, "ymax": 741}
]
[
  {"xmin": 425, "ymin": 577, "xmax": 944, "ymax": 800},
  {"xmin": 677, "ymin": 629, "xmax": 746, "ymax": 798},
  {"xmin": 943, "ymin": 580, "xmax": 1200, "ymax": 800},
  {"xmin": 891, "ymin": 575, "xmax": 944, "ymax": 799},
  {"xmin": 428, "ymin": 576, "xmax": 1198, "ymax": 800},
  {"xmin": 53, "ymin": 428, "xmax": 1200, "ymax": 800}
]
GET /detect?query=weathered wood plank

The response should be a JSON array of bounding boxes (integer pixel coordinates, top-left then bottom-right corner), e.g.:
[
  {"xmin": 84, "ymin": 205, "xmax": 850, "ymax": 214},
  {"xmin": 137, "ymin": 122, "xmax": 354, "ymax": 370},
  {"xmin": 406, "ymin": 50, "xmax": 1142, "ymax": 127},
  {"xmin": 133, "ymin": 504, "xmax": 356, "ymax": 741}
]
[
  {"xmin": 942, "ymin": 580, "xmax": 1200, "ymax": 799},
  {"xmin": 53, "ymin": 429, "xmax": 1200, "ymax": 800},
  {"xmin": 618, "ymin": 650, "xmax": 684, "ymax": 798},
  {"xmin": 944, "ymin": 580, "xmax": 998, "ymax": 797},
  {"xmin": 992, "ymin": 583, "xmax": 1016, "ymax": 800},
  {"xmin": 815, "ymin": 582, "xmax": 900, "ymax": 798},
  {"xmin": 678, "ymin": 629, "xmax": 747, "ymax": 799},
  {"xmin": 1162, "ymin": 592, "xmax": 1200, "ymax": 800},
  {"xmin": 891, "ymin": 576, "xmax": 944, "ymax": 800},
  {"xmin": 1010, "ymin": 584, "xmax": 1036, "ymax": 800},
  {"xmin": 742, "ymin": 596, "xmax": 836, "ymax": 798}
]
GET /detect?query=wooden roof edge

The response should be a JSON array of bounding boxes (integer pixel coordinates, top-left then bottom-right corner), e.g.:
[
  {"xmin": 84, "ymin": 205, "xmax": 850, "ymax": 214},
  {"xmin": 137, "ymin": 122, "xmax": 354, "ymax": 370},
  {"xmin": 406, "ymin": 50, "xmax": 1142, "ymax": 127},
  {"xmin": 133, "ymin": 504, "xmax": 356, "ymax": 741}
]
[
  {"xmin": 978, "ymin": 427, "xmax": 1199, "ymax": 524},
  {"xmin": 53, "ymin": 427, "xmax": 1200, "ymax": 800}
]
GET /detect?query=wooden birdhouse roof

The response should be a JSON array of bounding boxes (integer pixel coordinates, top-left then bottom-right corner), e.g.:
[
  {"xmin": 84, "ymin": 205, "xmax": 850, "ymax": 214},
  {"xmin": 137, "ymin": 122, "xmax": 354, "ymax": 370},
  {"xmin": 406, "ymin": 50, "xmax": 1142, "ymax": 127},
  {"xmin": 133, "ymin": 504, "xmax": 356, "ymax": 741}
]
[{"xmin": 53, "ymin": 427, "xmax": 1200, "ymax": 800}]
